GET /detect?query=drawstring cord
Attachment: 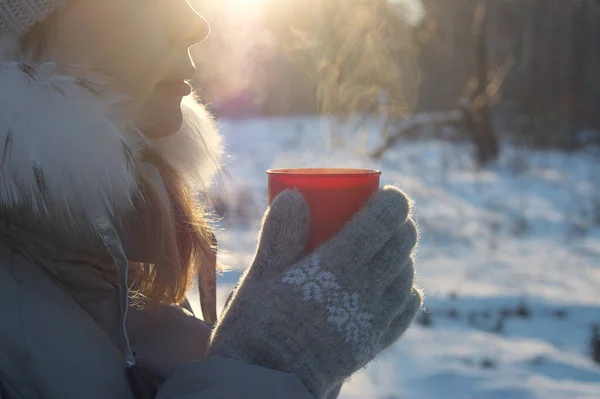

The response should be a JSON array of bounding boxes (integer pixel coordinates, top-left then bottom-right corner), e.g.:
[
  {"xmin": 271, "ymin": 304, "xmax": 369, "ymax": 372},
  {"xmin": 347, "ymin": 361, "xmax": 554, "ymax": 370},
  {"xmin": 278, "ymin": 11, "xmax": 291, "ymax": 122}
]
[
  {"xmin": 94, "ymin": 216, "xmax": 156, "ymax": 399},
  {"xmin": 198, "ymin": 233, "xmax": 218, "ymax": 325},
  {"xmin": 94, "ymin": 216, "xmax": 135, "ymax": 367}
]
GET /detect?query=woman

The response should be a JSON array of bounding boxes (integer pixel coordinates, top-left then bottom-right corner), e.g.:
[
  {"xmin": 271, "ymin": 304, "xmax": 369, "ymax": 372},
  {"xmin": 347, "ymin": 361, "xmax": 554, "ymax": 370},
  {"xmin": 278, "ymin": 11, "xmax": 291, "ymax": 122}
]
[{"xmin": 0, "ymin": 1, "xmax": 422, "ymax": 398}]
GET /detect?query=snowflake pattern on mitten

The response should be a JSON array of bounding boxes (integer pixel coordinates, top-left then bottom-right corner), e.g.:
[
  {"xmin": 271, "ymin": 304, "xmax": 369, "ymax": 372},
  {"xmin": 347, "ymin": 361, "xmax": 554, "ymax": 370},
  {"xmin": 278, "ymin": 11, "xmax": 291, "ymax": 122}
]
[
  {"xmin": 281, "ymin": 253, "xmax": 378, "ymax": 362},
  {"xmin": 281, "ymin": 253, "xmax": 341, "ymax": 302}
]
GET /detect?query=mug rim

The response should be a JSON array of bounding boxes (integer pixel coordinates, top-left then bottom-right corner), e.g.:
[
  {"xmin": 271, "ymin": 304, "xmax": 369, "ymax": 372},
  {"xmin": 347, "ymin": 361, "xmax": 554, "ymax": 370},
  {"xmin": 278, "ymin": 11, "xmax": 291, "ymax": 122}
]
[{"xmin": 267, "ymin": 168, "xmax": 381, "ymax": 177}]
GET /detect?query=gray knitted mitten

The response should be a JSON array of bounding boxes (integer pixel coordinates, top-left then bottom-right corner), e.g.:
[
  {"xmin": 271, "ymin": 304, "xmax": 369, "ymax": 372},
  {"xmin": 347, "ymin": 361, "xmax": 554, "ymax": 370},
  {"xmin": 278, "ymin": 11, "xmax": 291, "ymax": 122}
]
[{"xmin": 208, "ymin": 186, "xmax": 423, "ymax": 398}]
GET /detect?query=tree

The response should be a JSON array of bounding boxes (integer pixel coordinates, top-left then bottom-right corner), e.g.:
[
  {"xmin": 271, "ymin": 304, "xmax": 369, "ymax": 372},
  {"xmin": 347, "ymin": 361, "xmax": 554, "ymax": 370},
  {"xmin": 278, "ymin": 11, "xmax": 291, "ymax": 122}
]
[
  {"xmin": 375, "ymin": 0, "xmax": 506, "ymax": 166},
  {"xmin": 466, "ymin": 0, "xmax": 499, "ymax": 165}
]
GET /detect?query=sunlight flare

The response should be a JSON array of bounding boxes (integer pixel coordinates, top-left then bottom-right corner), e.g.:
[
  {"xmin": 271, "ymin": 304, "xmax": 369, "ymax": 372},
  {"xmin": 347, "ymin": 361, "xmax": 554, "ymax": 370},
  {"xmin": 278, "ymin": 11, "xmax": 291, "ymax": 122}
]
[{"xmin": 226, "ymin": 0, "xmax": 265, "ymax": 10}]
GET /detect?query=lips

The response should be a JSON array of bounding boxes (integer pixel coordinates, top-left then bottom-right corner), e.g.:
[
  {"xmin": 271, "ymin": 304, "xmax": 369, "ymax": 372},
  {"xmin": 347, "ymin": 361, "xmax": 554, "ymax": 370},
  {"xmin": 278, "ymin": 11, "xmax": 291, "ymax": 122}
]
[{"xmin": 156, "ymin": 80, "xmax": 192, "ymax": 97}]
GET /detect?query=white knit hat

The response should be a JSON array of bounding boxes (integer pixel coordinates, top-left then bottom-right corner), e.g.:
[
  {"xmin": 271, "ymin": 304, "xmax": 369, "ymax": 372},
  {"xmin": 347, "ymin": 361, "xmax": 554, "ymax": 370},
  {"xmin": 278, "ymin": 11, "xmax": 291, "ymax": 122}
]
[{"xmin": 0, "ymin": 0, "xmax": 65, "ymax": 39}]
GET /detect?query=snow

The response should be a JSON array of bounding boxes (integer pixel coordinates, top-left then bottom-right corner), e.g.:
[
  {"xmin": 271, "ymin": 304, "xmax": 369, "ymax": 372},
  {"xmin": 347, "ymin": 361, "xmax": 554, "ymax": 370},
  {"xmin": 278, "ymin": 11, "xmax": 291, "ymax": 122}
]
[{"xmin": 199, "ymin": 116, "xmax": 600, "ymax": 398}]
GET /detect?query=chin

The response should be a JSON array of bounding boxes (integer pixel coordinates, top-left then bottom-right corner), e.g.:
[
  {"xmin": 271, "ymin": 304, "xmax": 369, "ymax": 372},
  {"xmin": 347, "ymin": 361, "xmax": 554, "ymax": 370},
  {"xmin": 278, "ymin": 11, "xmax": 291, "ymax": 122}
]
[{"xmin": 140, "ymin": 99, "xmax": 185, "ymax": 139}]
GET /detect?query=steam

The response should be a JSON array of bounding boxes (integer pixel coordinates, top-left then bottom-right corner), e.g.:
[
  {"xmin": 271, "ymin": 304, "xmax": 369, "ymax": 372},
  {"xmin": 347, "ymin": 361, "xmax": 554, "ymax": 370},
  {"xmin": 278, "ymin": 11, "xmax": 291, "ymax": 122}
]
[{"xmin": 278, "ymin": 0, "xmax": 420, "ymax": 119}]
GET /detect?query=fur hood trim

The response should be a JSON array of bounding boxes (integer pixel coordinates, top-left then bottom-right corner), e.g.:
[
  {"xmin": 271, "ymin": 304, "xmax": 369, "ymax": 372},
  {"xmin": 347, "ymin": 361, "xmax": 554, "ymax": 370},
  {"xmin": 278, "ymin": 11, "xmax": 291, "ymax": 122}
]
[{"xmin": 0, "ymin": 60, "xmax": 222, "ymax": 231}]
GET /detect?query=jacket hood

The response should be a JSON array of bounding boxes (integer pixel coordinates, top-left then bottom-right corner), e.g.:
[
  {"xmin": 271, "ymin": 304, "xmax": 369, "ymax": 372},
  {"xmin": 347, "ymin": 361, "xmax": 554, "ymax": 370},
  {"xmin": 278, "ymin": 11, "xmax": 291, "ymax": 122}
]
[
  {"xmin": 0, "ymin": 51, "xmax": 223, "ymax": 379},
  {"xmin": 0, "ymin": 59, "xmax": 222, "ymax": 234}
]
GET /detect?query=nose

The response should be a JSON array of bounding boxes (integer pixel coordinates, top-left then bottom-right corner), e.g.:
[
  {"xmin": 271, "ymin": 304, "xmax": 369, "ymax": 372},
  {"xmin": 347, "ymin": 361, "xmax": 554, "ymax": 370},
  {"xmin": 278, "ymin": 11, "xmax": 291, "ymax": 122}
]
[{"xmin": 178, "ymin": 0, "xmax": 211, "ymax": 47}]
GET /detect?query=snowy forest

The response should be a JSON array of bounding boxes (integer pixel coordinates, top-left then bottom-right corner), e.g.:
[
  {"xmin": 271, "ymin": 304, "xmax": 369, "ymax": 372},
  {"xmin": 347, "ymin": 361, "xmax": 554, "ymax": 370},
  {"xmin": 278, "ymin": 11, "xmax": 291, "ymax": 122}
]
[{"xmin": 194, "ymin": 0, "xmax": 600, "ymax": 152}]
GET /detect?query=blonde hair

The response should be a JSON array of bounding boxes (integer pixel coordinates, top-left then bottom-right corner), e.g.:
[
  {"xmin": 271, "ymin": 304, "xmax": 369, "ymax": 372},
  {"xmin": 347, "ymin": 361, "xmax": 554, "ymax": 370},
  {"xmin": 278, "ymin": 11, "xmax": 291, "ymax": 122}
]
[{"xmin": 132, "ymin": 149, "xmax": 216, "ymax": 307}]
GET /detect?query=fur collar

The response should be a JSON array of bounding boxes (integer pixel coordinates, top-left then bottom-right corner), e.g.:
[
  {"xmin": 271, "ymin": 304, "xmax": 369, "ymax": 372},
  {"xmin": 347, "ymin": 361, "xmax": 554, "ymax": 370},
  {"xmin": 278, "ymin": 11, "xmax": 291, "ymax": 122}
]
[{"xmin": 0, "ymin": 60, "xmax": 222, "ymax": 233}]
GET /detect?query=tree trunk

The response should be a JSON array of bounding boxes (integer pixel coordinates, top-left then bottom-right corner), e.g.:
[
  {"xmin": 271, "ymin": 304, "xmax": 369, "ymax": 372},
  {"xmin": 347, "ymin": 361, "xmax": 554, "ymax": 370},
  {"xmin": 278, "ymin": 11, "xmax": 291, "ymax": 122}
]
[
  {"xmin": 568, "ymin": 0, "xmax": 587, "ymax": 145},
  {"xmin": 470, "ymin": 0, "xmax": 499, "ymax": 166}
]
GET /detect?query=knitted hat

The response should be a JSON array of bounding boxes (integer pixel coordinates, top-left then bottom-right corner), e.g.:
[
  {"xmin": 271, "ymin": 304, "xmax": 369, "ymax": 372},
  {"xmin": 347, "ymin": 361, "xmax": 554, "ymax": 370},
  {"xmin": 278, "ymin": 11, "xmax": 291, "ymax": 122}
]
[{"xmin": 0, "ymin": 0, "xmax": 65, "ymax": 39}]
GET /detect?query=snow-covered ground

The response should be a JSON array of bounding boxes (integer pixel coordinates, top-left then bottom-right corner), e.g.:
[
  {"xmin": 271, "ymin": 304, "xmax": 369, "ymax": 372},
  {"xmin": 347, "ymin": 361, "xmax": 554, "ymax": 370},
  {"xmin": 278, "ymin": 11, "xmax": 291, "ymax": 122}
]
[{"xmin": 205, "ymin": 116, "xmax": 600, "ymax": 398}]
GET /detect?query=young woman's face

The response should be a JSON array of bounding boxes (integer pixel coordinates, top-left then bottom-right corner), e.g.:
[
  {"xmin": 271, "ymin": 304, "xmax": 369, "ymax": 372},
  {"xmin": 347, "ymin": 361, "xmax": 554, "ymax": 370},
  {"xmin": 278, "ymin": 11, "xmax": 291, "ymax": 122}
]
[{"xmin": 52, "ymin": 0, "xmax": 209, "ymax": 138}]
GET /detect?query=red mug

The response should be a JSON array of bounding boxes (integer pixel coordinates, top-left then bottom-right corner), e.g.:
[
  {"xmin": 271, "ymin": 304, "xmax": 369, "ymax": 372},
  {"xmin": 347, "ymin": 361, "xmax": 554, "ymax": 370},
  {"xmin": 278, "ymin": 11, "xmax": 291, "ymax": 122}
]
[{"xmin": 267, "ymin": 168, "xmax": 381, "ymax": 252}]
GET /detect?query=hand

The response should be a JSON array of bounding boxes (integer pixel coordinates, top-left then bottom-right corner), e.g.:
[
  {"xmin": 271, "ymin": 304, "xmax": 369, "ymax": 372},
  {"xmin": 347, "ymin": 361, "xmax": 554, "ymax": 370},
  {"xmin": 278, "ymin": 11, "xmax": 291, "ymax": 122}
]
[{"xmin": 208, "ymin": 186, "xmax": 423, "ymax": 398}]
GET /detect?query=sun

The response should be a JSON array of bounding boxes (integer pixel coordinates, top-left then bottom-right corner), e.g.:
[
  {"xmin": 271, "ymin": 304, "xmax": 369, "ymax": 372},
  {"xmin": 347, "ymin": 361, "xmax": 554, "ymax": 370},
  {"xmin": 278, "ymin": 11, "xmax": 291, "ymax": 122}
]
[{"xmin": 227, "ymin": 0, "xmax": 264, "ymax": 9}]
